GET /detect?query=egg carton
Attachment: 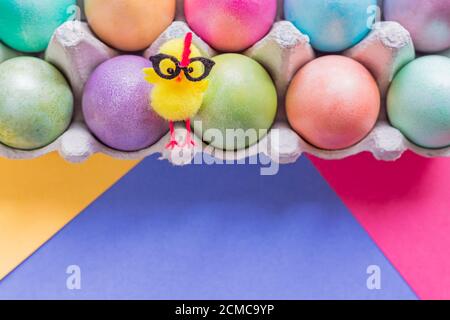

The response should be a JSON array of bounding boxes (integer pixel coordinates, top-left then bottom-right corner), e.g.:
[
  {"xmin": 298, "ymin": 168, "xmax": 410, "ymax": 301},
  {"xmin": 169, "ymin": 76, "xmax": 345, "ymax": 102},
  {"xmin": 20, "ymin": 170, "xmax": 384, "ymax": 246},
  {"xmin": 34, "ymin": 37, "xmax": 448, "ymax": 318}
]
[{"xmin": 1, "ymin": 0, "xmax": 449, "ymax": 164}]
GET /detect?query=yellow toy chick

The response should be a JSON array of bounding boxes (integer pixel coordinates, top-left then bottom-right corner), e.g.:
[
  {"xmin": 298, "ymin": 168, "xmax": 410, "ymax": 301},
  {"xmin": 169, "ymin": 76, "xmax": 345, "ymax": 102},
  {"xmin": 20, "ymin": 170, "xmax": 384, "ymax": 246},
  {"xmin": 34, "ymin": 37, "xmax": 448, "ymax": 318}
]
[{"xmin": 143, "ymin": 33, "xmax": 215, "ymax": 149}]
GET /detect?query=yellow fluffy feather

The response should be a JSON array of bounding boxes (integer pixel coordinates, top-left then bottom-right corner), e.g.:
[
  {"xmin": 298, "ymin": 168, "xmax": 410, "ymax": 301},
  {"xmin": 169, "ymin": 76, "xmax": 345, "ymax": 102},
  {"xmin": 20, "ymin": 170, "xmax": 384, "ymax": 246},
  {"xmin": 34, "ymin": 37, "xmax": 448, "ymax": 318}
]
[{"xmin": 143, "ymin": 39, "xmax": 210, "ymax": 122}]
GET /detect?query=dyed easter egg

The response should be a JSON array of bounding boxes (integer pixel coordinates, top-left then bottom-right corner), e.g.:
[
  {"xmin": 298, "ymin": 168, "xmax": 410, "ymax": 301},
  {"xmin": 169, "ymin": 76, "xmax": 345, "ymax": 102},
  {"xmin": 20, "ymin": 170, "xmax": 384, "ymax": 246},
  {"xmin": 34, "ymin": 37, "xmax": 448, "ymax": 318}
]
[
  {"xmin": 384, "ymin": 0, "xmax": 450, "ymax": 53},
  {"xmin": 387, "ymin": 56, "xmax": 450, "ymax": 149},
  {"xmin": 0, "ymin": 0, "xmax": 76, "ymax": 52},
  {"xmin": 286, "ymin": 56, "xmax": 380, "ymax": 150},
  {"xmin": 0, "ymin": 57, "xmax": 73, "ymax": 150},
  {"xmin": 284, "ymin": 0, "xmax": 377, "ymax": 52},
  {"xmin": 84, "ymin": 0, "xmax": 176, "ymax": 51},
  {"xmin": 193, "ymin": 54, "xmax": 277, "ymax": 151},
  {"xmin": 82, "ymin": 56, "xmax": 168, "ymax": 152},
  {"xmin": 185, "ymin": 0, "xmax": 277, "ymax": 52}
]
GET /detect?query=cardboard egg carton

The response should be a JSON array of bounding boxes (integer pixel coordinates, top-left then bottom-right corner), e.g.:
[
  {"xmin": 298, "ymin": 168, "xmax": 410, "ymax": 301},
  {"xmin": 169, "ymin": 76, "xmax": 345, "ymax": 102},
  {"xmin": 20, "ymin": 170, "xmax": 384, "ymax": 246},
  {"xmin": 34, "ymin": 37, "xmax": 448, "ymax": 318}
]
[{"xmin": 1, "ymin": 0, "xmax": 449, "ymax": 164}]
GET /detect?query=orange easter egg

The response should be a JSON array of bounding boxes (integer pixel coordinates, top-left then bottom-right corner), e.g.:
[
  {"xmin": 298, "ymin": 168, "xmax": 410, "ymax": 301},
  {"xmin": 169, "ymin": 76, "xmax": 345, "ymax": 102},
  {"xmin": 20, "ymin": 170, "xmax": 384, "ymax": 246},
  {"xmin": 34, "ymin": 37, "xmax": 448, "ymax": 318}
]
[
  {"xmin": 84, "ymin": 0, "xmax": 176, "ymax": 51},
  {"xmin": 286, "ymin": 56, "xmax": 380, "ymax": 150}
]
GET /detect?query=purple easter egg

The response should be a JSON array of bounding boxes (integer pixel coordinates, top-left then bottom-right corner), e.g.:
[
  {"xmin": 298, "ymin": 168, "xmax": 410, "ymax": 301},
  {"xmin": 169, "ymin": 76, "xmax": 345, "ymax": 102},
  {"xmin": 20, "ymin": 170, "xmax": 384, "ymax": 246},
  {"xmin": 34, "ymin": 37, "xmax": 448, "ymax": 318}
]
[
  {"xmin": 384, "ymin": 0, "xmax": 450, "ymax": 53},
  {"xmin": 83, "ymin": 55, "xmax": 168, "ymax": 151}
]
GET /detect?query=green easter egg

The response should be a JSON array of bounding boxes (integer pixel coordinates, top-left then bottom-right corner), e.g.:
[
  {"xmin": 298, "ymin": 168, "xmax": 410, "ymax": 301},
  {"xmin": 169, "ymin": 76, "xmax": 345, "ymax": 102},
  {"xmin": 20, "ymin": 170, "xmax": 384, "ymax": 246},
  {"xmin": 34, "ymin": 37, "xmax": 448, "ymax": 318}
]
[
  {"xmin": 193, "ymin": 54, "xmax": 277, "ymax": 151},
  {"xmin": 387, "ymin": 55, "xmax": 450, "ymax": 149},
  {"xmin": 0, "ymin": 57, "xmax": 74, "ymax": 150},
  {"xmin": 0, "ymin": 0, "xmax": 76, "ymax": 52}
]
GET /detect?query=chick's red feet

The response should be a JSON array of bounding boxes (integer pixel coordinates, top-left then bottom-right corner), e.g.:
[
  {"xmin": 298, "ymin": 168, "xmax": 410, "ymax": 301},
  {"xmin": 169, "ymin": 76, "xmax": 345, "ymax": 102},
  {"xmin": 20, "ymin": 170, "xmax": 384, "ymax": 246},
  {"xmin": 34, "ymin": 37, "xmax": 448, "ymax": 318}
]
[
  {"xmin": 183, "ymin": 134, "xmax": 196, "ymax": 148},
  {"xmin": 166, "ymin": 139, "xmax": 179, "ymax": 150},
  {"xmin": 183, "ymin": 119, "xmax": 196, "ymax": 148},
  {"xmin": 165, "ymin": 121, "xmax": 179, "ymax": 150},
  {"xmin": 165, "ymin": 120, "xmax": 196, "ymax": 149}
]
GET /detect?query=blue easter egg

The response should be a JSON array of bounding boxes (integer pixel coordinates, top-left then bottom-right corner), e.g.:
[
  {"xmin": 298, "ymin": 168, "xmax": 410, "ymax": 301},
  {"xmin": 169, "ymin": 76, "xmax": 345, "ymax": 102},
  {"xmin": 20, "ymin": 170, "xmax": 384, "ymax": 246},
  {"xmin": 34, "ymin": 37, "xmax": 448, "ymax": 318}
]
[
  {"xmin": 284, "ymin": 0, "xmax": 377, "ymax": 52},
  {"xmin": 0, "ymin": 0, "xmax": 76, "ymax": 53}
]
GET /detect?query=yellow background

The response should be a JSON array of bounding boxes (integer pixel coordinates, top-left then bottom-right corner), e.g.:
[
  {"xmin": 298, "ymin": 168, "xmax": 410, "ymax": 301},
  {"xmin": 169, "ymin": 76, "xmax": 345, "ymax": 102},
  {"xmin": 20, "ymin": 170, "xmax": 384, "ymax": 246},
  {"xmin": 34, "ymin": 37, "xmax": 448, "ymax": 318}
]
[{"xmin": 0, "ymin": 153, "xmax": 138, "ymax": 280}]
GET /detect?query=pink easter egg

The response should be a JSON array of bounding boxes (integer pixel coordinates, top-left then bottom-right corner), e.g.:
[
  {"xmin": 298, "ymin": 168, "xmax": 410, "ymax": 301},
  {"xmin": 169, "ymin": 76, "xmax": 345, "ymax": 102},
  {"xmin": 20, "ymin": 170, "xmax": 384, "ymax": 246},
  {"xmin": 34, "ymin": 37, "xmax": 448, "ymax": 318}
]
[
  {"xmin": 384, "ymin": 0, "xmax": 450, "ymax": 53},
  {"xmin": 286, "ymin": 56, "xmax": 381, "ymax": 150},
  {"xmin": 185, "ymin": 0, "xmax": 277, "ymax": 52}
]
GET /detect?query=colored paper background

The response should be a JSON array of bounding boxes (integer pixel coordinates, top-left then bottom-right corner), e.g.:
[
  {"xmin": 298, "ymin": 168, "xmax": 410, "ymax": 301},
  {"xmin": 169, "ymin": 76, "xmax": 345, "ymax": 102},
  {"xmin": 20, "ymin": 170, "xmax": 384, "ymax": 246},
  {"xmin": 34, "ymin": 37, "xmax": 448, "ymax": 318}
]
[
  {"xmin": 0, "ymin": 156, "xmax": 416, "ymax": 299},
  {"xmin": 0, "ymin": 153, "xmax": 138, "ymax": 281},
  {"xmin": 1, "ymin": 151, "xmax": 449, "ymax": 299},
  {"xmin": 311, "ymin": 152, "xmax": 450, "ymax": 300}
]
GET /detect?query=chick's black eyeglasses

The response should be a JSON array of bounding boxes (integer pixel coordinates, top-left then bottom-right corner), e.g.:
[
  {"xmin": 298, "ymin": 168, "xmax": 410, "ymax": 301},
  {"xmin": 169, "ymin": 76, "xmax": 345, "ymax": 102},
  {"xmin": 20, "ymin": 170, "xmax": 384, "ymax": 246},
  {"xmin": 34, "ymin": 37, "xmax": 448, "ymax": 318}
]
[{"xmin": 150, "ymin": 54, "xmax": 215, "ymax": 82}]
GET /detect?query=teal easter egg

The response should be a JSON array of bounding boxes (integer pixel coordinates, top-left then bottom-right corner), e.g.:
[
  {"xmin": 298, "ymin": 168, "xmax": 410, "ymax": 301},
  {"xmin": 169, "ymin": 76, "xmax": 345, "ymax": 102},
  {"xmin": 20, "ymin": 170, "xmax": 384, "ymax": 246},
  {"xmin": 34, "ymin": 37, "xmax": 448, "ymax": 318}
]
[
  {"xmin": 0, "ymin": 57, "xmax": 74, "ymax": 150},
  {"xmin": 0, "ymin": 0, "xmax": 76, "ymax": 52},
  {"xmin": 387, "ymin": 56, "xmax": 450, "ymax": 149},
  {"xmin": 193, "ymin": 54, "xmax": 277, "ymax": 151}
]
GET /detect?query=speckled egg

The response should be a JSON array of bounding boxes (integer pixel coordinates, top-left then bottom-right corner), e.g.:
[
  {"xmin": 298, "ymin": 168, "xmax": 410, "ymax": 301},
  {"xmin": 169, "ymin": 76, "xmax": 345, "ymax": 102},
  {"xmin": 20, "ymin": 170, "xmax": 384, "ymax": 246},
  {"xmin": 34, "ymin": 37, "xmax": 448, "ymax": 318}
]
[
  {"xmin": 284, "ymin": 0, "xmax": 377, "ymax": 52},
  {"xmin": 0, "ymin": 0, "xmax": 76, "ymax": 52},
  {"xmin": 82, "ymin": 55, "xmax": 168, "ymax": 152},
  {"xmin": 387, "ymin": 56, "xmax": 450, "ymax": 149},
  {"xmin": 84, "ymin": 0, "xmax": 176, "ymax": 51},
  {"xmin": 185, "ymin": 0, "xmax": 277, "ymax": 52},
  {"xmin": 193, "ymin": 54, "xmax": 277, "ymax": 151},
  {"xmin": 286, "ymin": 56, "xmax": 380, "ymax": 150},
  {"xmin": 384, "ymin": 0, "xmax": 450, "ymax": 53},
  {"xmin": 0, "ymin": 57, "xmax": 73, "ymax": 150}
]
